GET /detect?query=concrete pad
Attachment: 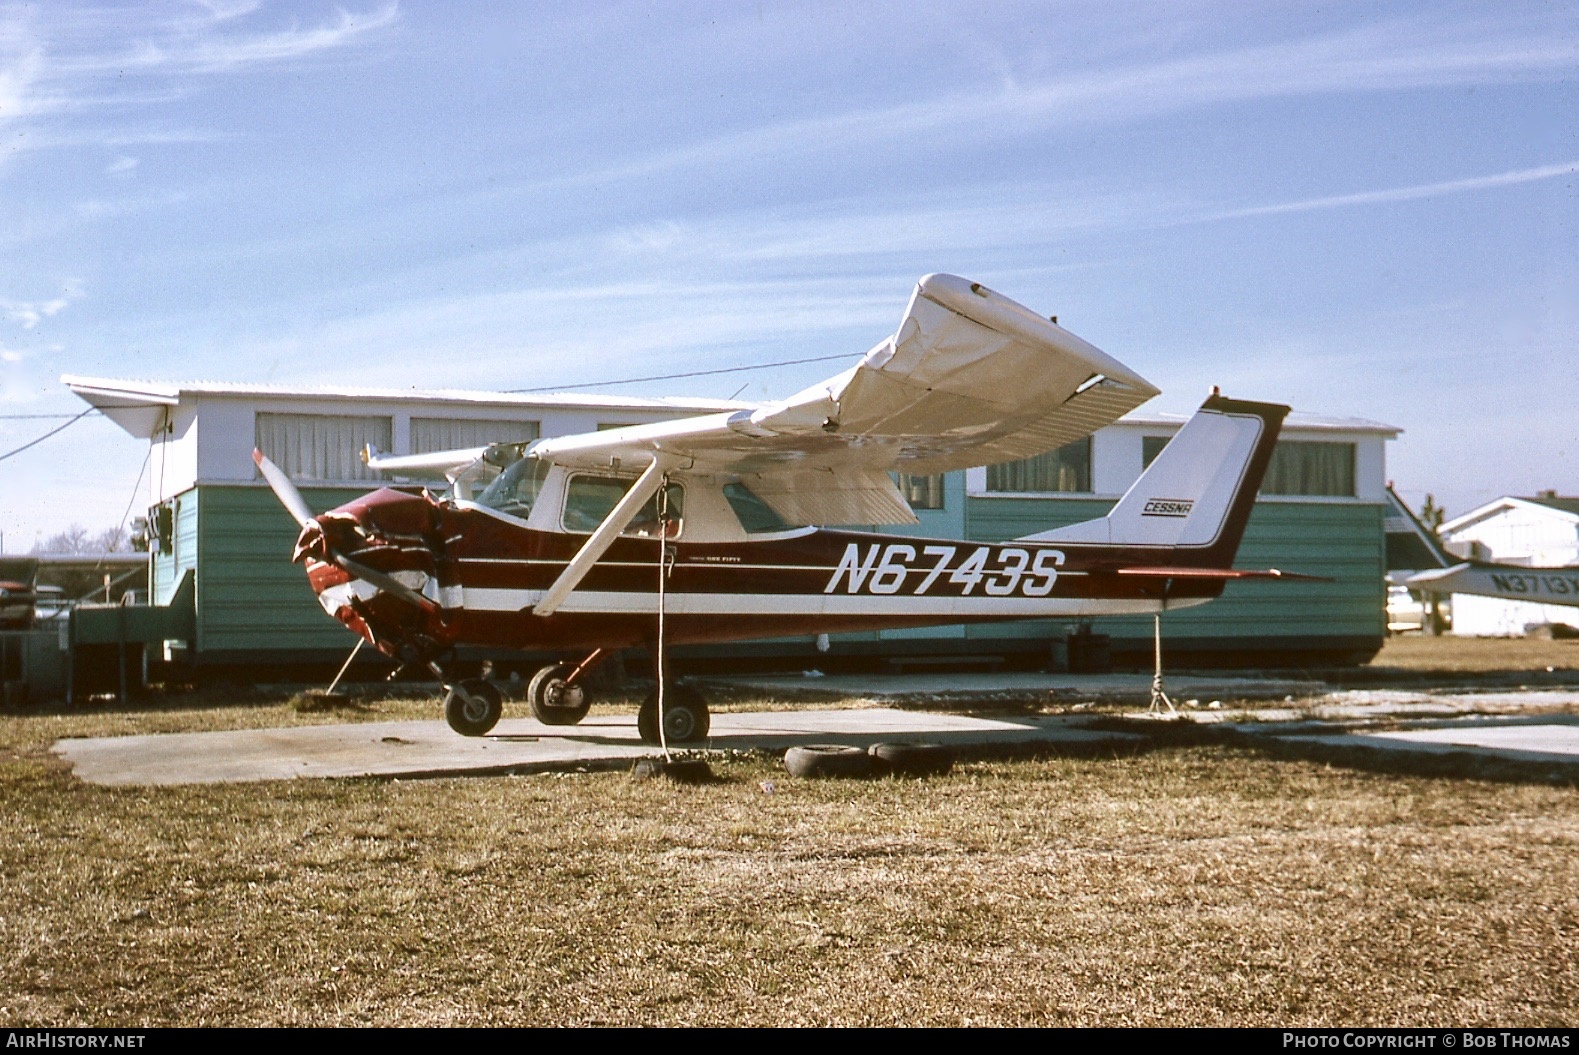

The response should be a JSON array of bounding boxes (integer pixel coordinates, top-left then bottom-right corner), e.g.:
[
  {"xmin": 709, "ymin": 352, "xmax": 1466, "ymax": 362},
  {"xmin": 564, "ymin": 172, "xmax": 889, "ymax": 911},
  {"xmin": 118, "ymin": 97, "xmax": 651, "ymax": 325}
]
[
  {"xmin": 1313, "ymin": 689, "xmax": 1579, "ymax": 718},
  {"xmin": 702, "ymin": 671, "xmax": 1324, "ymax": 702},
  {"xmin": 1258, "ymin": 714, "xmax": 1579, "ymax": 768},
  {"xmin": 53, "ymin": 708, "xmax": 1145, "ymax": 787}
]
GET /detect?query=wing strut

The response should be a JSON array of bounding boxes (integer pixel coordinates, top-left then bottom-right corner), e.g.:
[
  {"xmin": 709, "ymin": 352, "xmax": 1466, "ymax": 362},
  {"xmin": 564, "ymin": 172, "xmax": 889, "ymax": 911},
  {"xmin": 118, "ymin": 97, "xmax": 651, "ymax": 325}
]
[{"xmin": 532, "ymin": 455, "xmax": 676, "ymax": 618}]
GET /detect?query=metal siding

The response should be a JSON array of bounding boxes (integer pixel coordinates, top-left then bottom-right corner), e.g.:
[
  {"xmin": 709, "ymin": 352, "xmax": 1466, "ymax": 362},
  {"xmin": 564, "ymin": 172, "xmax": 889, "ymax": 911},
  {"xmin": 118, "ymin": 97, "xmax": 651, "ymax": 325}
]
[
  {"xmin": 151, "ymin": 492, "xmax": 200, "ymax": 607},
  {"xmin": 961, "ymin": 496, "xmax": 1385, "ymax": 645},
  {"xmin": 181, "ymin": 483, "xmax": 1384, "ymax": 659},
  {"xmin": 196, "ymin": 485, "xmax": 369, "ymax": 654}
]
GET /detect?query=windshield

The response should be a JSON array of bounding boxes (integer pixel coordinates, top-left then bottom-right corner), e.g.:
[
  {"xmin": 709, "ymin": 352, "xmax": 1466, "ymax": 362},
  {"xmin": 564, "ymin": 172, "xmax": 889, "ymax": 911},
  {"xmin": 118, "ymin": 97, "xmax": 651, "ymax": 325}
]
[{"xmin": 477, "ymin": 456, "xmax": 550, "ymax": 519}]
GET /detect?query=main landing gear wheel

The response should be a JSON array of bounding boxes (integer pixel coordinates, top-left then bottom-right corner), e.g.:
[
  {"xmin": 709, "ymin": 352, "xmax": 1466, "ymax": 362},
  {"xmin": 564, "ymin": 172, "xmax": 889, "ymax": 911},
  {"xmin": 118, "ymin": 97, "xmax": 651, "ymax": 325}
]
[
  {"xmin": 527, "ymin": 663, "xmax": 592, "ymax": 726},
  {"xmin": 445, "ymin": 678, "xmax": 503, "ymax": 737},
  {"xmin": 637, "ymin": 683, "xmax": 710, "ymax": 745}
]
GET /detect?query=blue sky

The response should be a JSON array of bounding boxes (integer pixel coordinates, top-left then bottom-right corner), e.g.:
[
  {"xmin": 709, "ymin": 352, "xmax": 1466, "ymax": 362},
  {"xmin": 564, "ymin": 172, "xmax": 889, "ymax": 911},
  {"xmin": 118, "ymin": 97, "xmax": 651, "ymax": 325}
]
[{"xmin": 1, "ymin": 0, "xmax": 1574, "ymax": 550}]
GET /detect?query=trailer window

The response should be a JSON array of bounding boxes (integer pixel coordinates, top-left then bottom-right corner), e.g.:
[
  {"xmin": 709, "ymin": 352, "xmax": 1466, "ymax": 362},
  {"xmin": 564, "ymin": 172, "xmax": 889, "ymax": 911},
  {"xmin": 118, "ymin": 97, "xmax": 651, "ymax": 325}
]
[
  {"xmin": 1262, "ymin": 441, "xmax": 1356, "ymax": 497},
  {"xmin": 986, "ymin": 437, "xmax": 1092, "ymax": 493}
]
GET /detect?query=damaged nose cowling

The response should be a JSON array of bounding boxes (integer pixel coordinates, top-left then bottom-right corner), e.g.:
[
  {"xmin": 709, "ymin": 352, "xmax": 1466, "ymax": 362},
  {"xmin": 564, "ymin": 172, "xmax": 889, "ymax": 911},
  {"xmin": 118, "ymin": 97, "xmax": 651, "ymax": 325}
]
[
  {"xmin": 253, "ymin": 449, "xmax": 455, "ymax": 662},
  {"xmin": 301, "ymin": 488, "xmax": 452, "ymax": 657}
]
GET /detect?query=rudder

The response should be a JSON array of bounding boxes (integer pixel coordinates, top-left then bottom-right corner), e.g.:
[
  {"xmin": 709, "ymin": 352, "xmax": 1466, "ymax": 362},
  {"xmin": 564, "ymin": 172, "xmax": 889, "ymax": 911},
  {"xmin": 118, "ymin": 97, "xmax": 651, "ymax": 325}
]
[{"xmin": 1019, "ymin": 395, "xmax": 1289, "ymax": 567}]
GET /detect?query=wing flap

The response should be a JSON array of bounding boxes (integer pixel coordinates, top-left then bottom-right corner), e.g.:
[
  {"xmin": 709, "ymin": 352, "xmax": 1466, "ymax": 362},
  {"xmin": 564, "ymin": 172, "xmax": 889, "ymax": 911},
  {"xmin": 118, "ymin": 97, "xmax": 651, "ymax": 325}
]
[
  {"xmin": 740, "ymin": 468, "xmax": 918, "ymax": 527},
  {"xmin": 897, "ymin": 377, "xmax": 1155, "ymax": 475}
]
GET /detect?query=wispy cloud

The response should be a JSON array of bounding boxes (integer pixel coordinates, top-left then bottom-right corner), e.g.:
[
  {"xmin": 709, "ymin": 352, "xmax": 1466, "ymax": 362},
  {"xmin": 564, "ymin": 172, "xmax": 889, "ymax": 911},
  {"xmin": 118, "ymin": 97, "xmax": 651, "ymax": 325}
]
[
  {"xmin": 595, "ymin": 187, "xmax": 1167, "ymax": 266},
  {"xmin": 527, "ymin": 15, "xmax": 1577, "ymax": 194},
  {"xmin": 73, "ymin": 188, "xmax": 191, "ymax": 219},
  {"xmin": 0, "ymin": 2, "xmax": 400, "ymax": 162},
  {"xmin": 4, "ymin": 298, "xmax": 67, "ymax": 329},
  {"xmin": 190, "ymin": 1, "xmax": 265, "ymax": 24},
  {"xmin": 174, "ymin": 3, "xmax": 399, "ymax": 74},
  {"xmin": 44, "ymin": 2, "xmax": 400, "ymax": 77},
  {"xmin": 1, "ymin": 285, "xmax": 82, "ymax": 329},
  {"xmin": 519, "ymin": 158, "xmax": 1572, "ymax": 272},
  {"xmin": 135, "ymin": 272, "xmax": 909, "ymax": 395},
  {"xmin": 0, "ymin": 24, "xmax": 44, "ymax": 125},
  {"xmin": 1197, "ymin": 161, "xmax": 1579, "ymax": 222},
  {"xmin": 105, "ymin": 154, "xmax": 137, "ymax": 176}
]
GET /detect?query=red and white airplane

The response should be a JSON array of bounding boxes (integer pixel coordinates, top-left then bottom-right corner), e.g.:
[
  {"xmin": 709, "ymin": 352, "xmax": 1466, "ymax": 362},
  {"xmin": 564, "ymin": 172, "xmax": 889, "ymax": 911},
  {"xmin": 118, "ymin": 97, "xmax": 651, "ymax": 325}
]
[{"xmin": 255, "ymin": 274, "xmax": 1304, "ymax": 742}]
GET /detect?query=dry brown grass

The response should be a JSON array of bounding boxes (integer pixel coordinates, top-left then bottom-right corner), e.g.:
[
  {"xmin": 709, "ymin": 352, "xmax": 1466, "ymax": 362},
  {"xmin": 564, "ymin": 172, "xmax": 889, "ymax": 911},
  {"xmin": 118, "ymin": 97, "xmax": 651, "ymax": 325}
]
[
  {"xmin": 3, "ymin": 637, "xmax": 1577, "ymax": 1026},
  {"xmin": 1369, "ymin": 634, "xmax": 1579, "ymax": 674},
  {"xmin": 3, "ymin": 726, "xmax": 1577, "ymax": 1025}
]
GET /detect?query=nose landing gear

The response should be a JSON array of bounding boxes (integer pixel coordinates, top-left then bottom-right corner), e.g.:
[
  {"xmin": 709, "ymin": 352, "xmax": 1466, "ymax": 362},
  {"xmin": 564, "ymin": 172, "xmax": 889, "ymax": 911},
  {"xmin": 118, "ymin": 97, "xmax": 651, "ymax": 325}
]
[{"xmin": 443, "ymin": 677, "xmax": 503, "ymax": 737}]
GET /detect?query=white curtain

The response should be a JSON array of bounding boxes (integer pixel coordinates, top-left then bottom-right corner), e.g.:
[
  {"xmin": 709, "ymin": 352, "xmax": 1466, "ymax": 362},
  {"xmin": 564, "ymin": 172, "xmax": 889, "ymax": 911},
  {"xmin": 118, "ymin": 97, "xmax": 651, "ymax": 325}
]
[
  {"xmin": 256, "ymin": 413, "xmax": 392, "ymax": 482},
  {"xmin": 410, "ymin": 417, "xmax": 539, "ymax": 453}
]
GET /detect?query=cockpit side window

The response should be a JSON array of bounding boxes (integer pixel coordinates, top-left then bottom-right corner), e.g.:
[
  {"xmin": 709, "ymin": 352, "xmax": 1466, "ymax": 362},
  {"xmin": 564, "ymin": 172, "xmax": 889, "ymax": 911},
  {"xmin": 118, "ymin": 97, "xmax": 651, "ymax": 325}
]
[
  {"xmin": 562, "ymin": 475, "xmax": 684, "ymax": 537},
  {"xmin": 477, "ymin": 456, "xmax": 550, "ymax": 519}
]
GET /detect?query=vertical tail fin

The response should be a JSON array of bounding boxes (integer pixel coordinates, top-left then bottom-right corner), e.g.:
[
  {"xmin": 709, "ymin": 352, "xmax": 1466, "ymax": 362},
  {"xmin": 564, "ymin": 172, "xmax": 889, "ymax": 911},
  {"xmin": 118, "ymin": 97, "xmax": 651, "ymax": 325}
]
[{"xmin": 1019, "ymin": 395, "xmax": 1289, "ymax": 567}]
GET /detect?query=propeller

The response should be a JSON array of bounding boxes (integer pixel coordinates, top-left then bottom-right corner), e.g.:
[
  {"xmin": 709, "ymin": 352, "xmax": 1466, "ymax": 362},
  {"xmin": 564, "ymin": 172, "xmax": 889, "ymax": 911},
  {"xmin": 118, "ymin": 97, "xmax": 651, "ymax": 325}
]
[
  {"xmin": 253, "ymin": 448, "xmax": 438, "ymax": 613},
  {"xmin": 253, "ymin": 448, "xmax": 316, "ymax": 528},
  {"xmin": 334, "ymin": 554, "xmax": 438, "ymax": 612}
]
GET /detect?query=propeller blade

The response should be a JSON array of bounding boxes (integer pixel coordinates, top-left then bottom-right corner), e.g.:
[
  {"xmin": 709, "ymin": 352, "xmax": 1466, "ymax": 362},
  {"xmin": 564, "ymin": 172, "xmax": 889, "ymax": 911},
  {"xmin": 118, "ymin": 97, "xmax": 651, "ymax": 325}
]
[
  {"xmin": 253, "ymin": 449, "xmax": 316, "ymax": 528},
  {"xmin": 333, "ymin": 551, "xmax": 438, "ymax": 612},
  {"xmin": 254, "ymin": 448, "xmax": 436, "ymax": 612}
]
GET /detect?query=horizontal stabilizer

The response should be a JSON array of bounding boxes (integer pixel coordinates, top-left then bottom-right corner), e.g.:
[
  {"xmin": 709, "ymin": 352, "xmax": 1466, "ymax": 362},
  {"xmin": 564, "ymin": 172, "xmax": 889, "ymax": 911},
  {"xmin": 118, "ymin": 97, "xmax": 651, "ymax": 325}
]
[
  {"xmin": 1404, "ymin": 562, "xmax": 1471, "ymax": 587},
  {"xmin": 363, "ymin": 443, "xmax": 490, "ymax": 479}
]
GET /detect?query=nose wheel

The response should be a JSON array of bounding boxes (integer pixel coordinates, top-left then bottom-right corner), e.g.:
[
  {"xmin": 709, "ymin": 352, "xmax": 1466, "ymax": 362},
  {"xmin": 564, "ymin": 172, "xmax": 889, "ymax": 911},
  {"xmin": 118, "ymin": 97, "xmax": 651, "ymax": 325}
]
[{"xmin": 444, "ymin": 677, "xmax": 503, "ymax": 736}]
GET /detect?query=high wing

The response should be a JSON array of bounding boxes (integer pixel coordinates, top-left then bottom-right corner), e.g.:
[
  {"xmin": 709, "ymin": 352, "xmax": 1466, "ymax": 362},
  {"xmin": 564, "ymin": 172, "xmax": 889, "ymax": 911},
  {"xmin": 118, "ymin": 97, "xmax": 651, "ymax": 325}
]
[
  {"xmin": 527, "ymin": 274, "xmax": 1158, "ymax": 526},
  {"xmin": 366, "ymin": 274, "xmax": 1158, "ymax": 526},
  {"xmin": 363, "ymin": 440, "xmax": 532, "ymax": 492}
]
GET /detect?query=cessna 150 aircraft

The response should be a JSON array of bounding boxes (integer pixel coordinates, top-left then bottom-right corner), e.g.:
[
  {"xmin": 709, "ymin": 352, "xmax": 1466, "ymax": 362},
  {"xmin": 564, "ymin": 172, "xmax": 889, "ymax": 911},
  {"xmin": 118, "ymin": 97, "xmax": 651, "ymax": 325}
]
[
  {"xmin": 1405, "ymin": 562, "xmax": 1579, "ymax": 610},
  {"xmin": 255, "ymin": 273, "xmax": 1304, "ymax": 743}
]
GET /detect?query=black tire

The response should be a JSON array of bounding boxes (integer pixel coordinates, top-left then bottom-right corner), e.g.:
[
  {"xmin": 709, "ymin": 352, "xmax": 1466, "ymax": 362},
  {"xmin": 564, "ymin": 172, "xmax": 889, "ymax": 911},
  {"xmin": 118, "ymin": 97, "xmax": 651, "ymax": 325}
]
[
  {"xmin": 868, "ymin": 741, "xmax": 954, "ymax": 777},
  {"xmin": 636, "ymin": 683, "xmax": 710, "ymax": 745},
  {"xmin": 528, "ymin": 663, "xmax": 592, "ymax": 726},
  {"xmin": 445, "ymin": 678, "xmax": 503, "ymax": 737},
  {"xmin": 631, "ymin": 757, "xmax": 714, "ymax": 783},
  {"xmin": 784, "ymin": 744, "xmax": 873, "ymax": 779}
]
